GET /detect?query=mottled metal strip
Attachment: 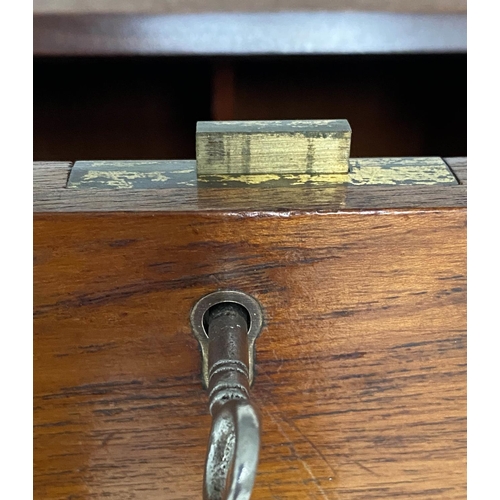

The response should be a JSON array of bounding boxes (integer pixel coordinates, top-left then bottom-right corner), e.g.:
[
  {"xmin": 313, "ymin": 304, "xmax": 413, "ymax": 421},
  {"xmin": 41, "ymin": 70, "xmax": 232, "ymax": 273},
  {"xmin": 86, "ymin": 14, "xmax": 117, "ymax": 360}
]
[
  {"xmin": 67, "ymin": 160, "xmax": 197, "ymax": 189},
  {"xmin": 67, "ymin": 157, "xmax": 457, "ymax": 189},
  {"xmin": 349, "ymin": 157, "xmax": 457, "ymax": 186}
]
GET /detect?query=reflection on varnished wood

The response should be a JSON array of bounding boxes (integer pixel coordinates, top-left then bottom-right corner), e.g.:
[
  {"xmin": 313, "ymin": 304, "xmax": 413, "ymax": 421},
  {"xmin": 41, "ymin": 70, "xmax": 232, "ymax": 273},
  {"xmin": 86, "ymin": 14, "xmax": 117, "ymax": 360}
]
[{"xmin": 34, "ymin": 205, "xmax": 466, "ymax": 499}]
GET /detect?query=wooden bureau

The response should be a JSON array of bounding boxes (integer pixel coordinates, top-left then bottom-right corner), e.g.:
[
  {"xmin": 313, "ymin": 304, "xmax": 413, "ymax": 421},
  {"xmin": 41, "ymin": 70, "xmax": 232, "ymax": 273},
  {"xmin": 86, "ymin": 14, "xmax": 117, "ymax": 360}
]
[{"xmin": 34, "ymin": 157, "xmax": 466, "ymax": 499}]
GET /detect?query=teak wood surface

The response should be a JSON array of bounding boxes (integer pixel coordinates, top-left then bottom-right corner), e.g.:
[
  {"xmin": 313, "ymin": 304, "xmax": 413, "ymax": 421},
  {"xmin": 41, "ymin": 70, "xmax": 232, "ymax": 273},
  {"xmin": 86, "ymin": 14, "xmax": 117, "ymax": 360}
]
[{"xmin": 34, "ymin": 159, "xmax": 466, "ymax": 499}]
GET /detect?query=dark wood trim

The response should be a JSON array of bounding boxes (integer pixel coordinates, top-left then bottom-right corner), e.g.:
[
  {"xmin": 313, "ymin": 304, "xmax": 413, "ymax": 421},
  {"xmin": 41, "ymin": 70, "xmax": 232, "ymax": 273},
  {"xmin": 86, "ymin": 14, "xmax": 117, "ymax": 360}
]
[
  {"xmin": 33, "ymin": 12, "xmax": 467, "ymax": 56},
  {"xmin": 444, "ymin": 157, "xmax": 467, "ymax": 185},
  {"xmin": 34, "ymin": 0, "xmax": 467, "ymax": 15}
]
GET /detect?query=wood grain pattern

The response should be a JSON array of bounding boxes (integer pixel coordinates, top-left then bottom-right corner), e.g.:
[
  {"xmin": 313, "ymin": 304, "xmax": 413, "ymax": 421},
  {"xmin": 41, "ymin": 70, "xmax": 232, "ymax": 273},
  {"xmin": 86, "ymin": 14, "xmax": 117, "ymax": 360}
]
[
  {"xmin": 34, "ymin": 207, "xmax": 466, "ymax": 499},
  {"xmin": 34, "ymin": 160, "xmax": 466, "ymax": 212},
  {"xmin": 33, "ymin": 161, "xmax": 73, "ymax": 189},
  {"xmin": 444, "ymin": 157, "xmax": 467, "ymax": 185}
]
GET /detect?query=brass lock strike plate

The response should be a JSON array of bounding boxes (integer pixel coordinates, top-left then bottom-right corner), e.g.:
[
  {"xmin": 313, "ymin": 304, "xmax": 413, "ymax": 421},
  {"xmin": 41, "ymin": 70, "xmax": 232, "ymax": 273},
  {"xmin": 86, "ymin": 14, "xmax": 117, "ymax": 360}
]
[{"xmin": 66, "ymin": 119, "xmax": 458, "ymax": 189}]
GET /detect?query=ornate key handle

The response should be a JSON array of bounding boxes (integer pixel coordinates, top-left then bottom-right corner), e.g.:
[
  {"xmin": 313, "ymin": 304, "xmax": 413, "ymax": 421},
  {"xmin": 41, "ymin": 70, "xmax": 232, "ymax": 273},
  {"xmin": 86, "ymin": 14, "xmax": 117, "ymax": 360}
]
[{"xmin": 191, "ymin": 291, "xmax": 264, "ymax": 500}]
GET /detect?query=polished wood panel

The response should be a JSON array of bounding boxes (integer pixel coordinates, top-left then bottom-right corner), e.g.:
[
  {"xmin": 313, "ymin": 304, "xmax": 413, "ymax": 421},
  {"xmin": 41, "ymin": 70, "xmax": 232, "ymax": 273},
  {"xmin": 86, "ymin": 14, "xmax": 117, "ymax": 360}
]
[
  {"xmin": 33, "ymin": 12, "xmax": 466, "ymax": 56},
  {"xmin": 34, "ymin": 186, "xmax": 466, "ymax": 498}
]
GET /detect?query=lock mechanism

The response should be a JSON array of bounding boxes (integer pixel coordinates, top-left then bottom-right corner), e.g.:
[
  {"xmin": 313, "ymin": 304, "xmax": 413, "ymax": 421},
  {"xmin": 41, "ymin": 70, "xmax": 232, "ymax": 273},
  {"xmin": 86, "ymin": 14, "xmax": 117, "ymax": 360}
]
[
  {"xmin": 66, "ymin": 119, "xmax": 458, "ymax": 189},
  {"xmin": 190, "ymin": 290, "xmax": 263, "ymax": 389},
  {"xmin": 190, "ymin": 291, "xmax": 264, "ymax": 500}
]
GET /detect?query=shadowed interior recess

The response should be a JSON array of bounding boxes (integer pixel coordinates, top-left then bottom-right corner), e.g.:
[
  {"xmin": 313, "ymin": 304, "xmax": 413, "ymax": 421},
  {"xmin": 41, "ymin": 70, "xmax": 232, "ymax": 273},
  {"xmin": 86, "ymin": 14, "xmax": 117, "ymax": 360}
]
[{"xmin": 33, "ymin": 54, "xmax": 465, "ymax": 161}]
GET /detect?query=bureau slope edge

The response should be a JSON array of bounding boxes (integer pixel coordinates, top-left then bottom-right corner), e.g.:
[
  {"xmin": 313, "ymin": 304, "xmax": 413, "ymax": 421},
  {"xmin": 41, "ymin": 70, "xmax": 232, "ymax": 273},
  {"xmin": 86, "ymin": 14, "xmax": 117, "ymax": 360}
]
[{"xmin": 34, "ymin": 158, "xmax": 466, "ymax": 499}]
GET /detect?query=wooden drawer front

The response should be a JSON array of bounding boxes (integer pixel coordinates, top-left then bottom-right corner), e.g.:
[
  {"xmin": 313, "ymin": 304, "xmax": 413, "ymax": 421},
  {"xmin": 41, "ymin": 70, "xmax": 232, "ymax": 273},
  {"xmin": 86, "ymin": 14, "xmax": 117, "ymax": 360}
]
[{"xmin": 34, "ymin": 205, "xmax": 466, "ymax": 499}]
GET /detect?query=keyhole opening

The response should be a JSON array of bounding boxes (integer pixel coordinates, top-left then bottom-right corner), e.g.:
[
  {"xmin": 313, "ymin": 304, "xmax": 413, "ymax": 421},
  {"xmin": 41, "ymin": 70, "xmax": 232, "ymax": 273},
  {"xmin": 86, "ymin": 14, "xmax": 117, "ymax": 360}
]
[{"xmin": 202, "ymin": 302, "xmax": 251, "ymax": 338}]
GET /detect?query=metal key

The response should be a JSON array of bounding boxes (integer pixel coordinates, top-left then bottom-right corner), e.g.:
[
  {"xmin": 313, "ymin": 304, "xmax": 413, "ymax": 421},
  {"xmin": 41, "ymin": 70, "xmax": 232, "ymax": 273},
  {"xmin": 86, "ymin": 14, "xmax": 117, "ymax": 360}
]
[{"xmin": 191, "ymin": 291, "xmax": 264, "ymax": 500}]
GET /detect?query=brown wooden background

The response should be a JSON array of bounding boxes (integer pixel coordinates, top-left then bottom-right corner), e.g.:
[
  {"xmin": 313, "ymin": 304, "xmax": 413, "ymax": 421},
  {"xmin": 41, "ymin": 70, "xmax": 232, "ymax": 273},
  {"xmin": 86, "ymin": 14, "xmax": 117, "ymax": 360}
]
[
  {"xmin": 34, "ymin": 161, "xmax": 466, "ymax": 499},
  {"xmin": 34, "ymin": 210, "xmax": 466, "ymax": 499}
]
